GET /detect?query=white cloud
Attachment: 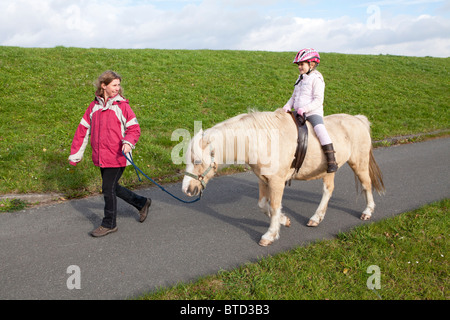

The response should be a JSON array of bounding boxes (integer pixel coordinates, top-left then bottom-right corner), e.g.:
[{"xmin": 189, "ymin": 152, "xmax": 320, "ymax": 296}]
[
  {"xmin": 0, "ymin": 0, "xmax": 449, "ymax": 57},
  {"xmin": 236, "ymin": 13, "xmax": 450, "ymax": 57}
]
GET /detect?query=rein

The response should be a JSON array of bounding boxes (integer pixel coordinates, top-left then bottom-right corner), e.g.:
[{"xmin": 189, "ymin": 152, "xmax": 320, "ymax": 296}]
[{"xmin": 122, "ymin": 151, "xmax": 201, "ymax": 204}]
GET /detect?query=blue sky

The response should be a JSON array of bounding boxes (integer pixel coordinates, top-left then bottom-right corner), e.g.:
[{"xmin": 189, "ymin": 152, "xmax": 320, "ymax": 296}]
[{"xmin": 1, "ymin": 0, "xmax": 449, "ymax": 57}]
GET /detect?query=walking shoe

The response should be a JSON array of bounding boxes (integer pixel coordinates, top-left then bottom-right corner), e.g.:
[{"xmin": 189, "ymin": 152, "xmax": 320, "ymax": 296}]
[
  {"xmin": 139, "ymin": 198, "xmax": 152, "ymax": 223},
  {"xmin": 91, "ymin": 226, "xmax": 118, "ymax": 237}
]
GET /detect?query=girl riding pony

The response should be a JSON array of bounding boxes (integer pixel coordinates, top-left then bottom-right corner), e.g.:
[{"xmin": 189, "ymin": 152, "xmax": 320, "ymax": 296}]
[{"xmin": 282, "ymin": 48, "xmax": 338, "ymax": 173}]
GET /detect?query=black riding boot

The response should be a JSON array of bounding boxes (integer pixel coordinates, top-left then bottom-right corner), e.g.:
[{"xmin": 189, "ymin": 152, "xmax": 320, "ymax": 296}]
[{"xmin": 322, "ymin": 144, "xmax": 338, "ymax": 173}]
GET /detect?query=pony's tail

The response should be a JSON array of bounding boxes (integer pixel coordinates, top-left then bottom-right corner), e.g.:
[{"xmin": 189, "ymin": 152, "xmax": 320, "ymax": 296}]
[
  {"xmin": 354, "ymin": 115, "xmax": 385, "ymax": 195},
  {"xmin": 369, "ymin": 148, "xmax": 385, "ymax": 195}
]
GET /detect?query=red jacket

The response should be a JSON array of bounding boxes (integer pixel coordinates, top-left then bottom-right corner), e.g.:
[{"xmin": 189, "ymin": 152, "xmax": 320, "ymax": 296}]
[{"xmin": 69, "ymin": 94, "xmax": 141, "ymax": 168}]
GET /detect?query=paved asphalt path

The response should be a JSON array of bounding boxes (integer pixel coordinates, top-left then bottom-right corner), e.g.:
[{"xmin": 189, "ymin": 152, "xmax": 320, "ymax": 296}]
[{"xmin": 1, "ymin": 138, "xmax": 449, "ymax": 300}]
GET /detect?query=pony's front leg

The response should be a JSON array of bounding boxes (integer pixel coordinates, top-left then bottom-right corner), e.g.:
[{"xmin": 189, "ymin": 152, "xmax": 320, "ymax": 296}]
[
  {"xmin": 259, "ymin": 181, "xmax": 290, "ymax": 246},
  {"xmin": 257, "ymin": 180, "xmax": 270, "ymax": 217},
  {"xmin": 307, "ymin": 174, "xmax": 335, "ymax": 227}
]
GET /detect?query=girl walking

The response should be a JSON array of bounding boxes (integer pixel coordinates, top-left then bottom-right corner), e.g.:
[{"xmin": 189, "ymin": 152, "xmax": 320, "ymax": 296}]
[{"xmin": 69, "ymin": 70, "xmax": 151, "ymax": 237}]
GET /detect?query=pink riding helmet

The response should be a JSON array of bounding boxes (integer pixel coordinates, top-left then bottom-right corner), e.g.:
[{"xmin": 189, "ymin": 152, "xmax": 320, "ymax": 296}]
[{"xmin": 293, "ymin": 48, "xmax": 320, "ymax": 64}]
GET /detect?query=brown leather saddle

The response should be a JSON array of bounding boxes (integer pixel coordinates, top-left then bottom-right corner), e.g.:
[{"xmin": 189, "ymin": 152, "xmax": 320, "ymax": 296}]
[{"xmin": 287, "ymin": 110, "xmax": 308, "ymax": 184}]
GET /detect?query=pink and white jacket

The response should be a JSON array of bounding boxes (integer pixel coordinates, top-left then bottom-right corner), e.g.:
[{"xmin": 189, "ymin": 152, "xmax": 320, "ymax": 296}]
[
  {"xmin": 69, "ymin": 94, "xmax": 140, "ymax": 168},
  {"xmin": 283, "ymin": 70, "xmax": 325, "ymax": 117}
]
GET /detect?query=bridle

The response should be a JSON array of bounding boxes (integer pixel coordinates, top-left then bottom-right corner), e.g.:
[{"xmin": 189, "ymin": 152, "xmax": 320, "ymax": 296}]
[{"xmin": 184, "ymin": 145, "xmax": 216, "ymax": 191}]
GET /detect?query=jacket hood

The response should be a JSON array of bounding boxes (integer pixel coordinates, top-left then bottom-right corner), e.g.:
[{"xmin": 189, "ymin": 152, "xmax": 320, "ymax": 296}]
[{"xmin": 95, "ymin": 94, "xmax": 127, "ymax": 110}]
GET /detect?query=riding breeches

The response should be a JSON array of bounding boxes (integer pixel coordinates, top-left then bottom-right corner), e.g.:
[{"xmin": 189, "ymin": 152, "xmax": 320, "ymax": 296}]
[{"xmin": 306, "ymin": 114, "xmax": 332, "ymax": 146}]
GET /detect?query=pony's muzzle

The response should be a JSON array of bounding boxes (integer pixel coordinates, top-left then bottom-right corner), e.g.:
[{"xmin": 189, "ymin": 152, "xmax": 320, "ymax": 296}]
[
  {"xmin": 191, "ymin": 186, "xmax": 201, "ymax": 197},
  {"xmin": 182, "ymin": 176, "xmax": 202, "ymax": 197},
  {"xmin": 184, "ymin": 185, "xmax": 201, "ymax": 197}
]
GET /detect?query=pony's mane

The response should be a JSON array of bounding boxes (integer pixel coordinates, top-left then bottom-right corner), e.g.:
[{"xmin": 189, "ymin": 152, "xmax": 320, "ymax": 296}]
[
  {"xmin": 204, "ymin": 109, "xmax": 286, "ymax": 142},
  {"xmin": 196, "ymin": 109, "xmax": 287, "ymax": 165}
]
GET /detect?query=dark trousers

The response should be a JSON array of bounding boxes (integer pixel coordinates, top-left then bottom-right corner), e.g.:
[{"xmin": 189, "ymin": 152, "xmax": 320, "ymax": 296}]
[{"xmin": 100, "ymin": 167, "xmax": 147, "ymax": 228}]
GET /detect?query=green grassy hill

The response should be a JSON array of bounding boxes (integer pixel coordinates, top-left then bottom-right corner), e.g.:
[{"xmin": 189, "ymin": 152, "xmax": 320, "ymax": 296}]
[{"xmin": 0, "ymin": 46, "xmax": 449, "ymax": 197}]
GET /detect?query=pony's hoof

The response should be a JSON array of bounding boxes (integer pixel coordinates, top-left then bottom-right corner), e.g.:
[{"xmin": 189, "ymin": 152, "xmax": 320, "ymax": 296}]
[
  {"xmin": 360, "ymin": 213, "xmax": 372, "ymax": 221},
  {"xmin": 307, "ymin": 219, "xmax": 319, "ymax": 227},
  {"xmin": 284, "ymin": 217, "xmax": 291, "ymax": 227},
  {"xmin": 258, "ymin": 238, "xmax": 273, "ymax": 247}
]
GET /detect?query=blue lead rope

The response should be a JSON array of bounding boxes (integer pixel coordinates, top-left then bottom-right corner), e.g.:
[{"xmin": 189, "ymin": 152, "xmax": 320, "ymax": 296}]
[{"xmin": 122, "ymin": 151, "xmax": 201, "ymax": 204}]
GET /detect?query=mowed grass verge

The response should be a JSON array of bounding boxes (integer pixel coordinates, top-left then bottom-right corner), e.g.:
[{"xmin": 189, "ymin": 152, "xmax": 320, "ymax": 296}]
[
  {"xmin": 139, "ymin": 199, "xmax": 448, "ymax": 300},
  {"xmin": 0, "ymin": 47, "xmax": 449, "ymax": 199}
]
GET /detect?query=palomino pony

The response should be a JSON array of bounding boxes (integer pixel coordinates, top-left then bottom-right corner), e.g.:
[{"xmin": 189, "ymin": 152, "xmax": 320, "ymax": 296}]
[{"xmin": 182, "ymin": 109, "xmax": 385, "ymax": 246}]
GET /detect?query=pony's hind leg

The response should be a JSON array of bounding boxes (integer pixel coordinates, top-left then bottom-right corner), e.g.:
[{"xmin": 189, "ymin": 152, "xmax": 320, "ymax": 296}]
[
  {"xmin": 307, "ymin": 174, "xmax": 335, "ymax": 227},
  {"xmin": 357, "ymin": 172, "xmax": 375, "ymax": 220},
  {"xmin": 348, "ymin": 161, "xmax": 375, "ymax": 220},
  {"xmin": 259, "ymin": 180, "xmax": 290, "ymax": 246}
]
